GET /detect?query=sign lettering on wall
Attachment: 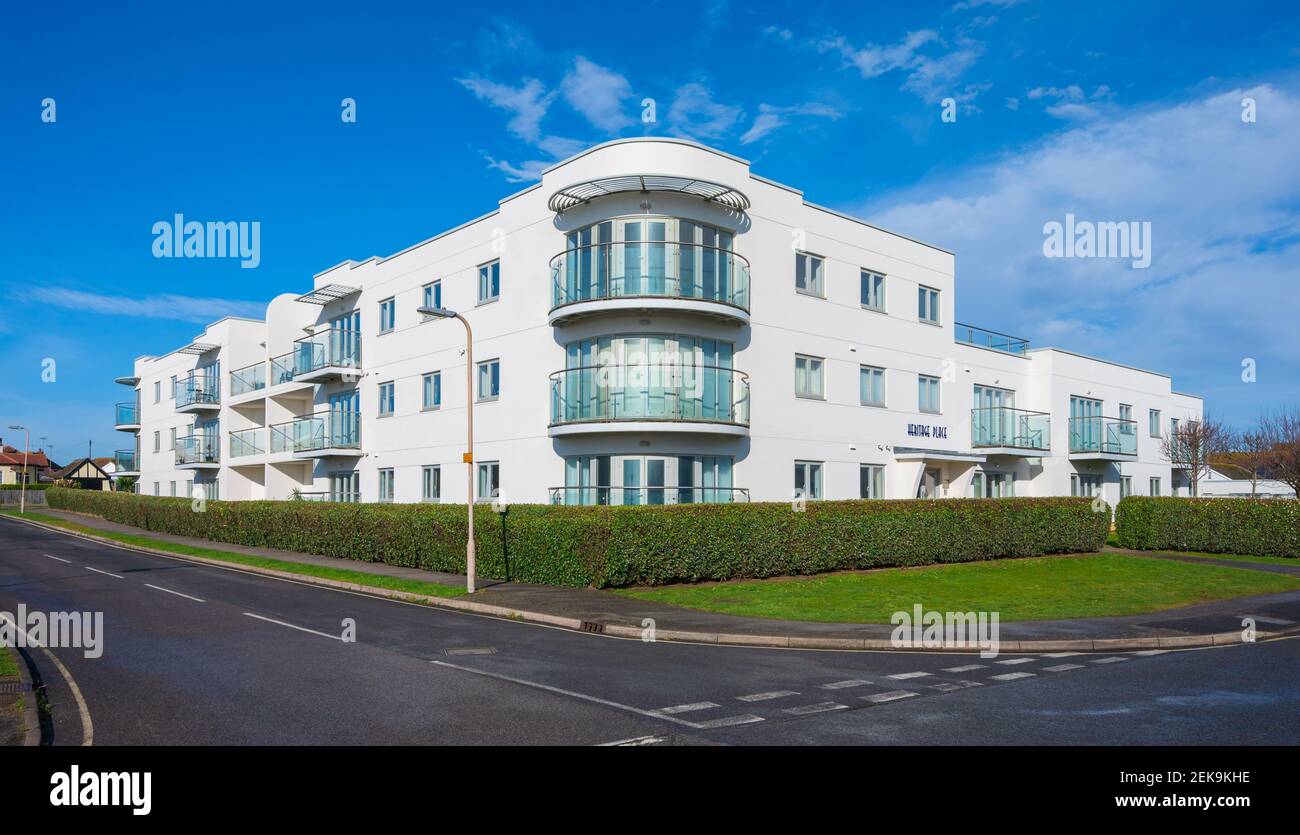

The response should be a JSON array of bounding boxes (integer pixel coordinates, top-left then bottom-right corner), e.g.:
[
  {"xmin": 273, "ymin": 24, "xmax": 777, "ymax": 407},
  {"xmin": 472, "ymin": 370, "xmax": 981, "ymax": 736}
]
[{"xmin": 906, "ymin": 423, "xmax": 949, "ymax": 440}]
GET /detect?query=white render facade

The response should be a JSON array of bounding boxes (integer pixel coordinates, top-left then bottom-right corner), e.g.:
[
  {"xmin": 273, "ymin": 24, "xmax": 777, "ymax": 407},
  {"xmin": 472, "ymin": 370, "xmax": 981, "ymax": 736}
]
[{"xmin": 111, "ymin": 137, "xmax": 1203, "ymax": 508}]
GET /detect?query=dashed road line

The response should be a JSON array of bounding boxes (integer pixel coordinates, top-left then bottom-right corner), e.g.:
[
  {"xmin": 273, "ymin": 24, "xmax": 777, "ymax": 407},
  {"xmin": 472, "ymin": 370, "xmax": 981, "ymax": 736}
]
[
  {"xmin": 888, "ymin": 671, "xmax": 931, "ymax": 680},
  {"xmin": 1045, "ymin": 652, "xmax": 1082, "ymax": 658},
  {"xmin": 990, "ymin": 672, "xmax": 1035, "ymax": 681},
  {"xmin": 144, "ymin": 583, "xmax": 205, "ymax": 603},
  {"xmin": 820, "ymin": 679, "xmax": 870, "ymax": 690},
  {"xmin": 1242, "ymin": 615, "xmax": 1295, "ymax": 626},
  {"xmin": 84, "ymin": 566, "xmax": 123, "ymax": 579},
  {"xmin": 651, "ymin": 701, "xmax": 719, "ymax": 716},
  {"xmin": 995, "ymin": 657, "xmax": 1035, "ymax": 665},
  {"xmin": 600, "ymin": 735, "xmax": 668, "ymax": 746},
  {"xmin": 242, "ymin": 612, "xmax": 341, "ymax": 641},
  {"xmin": 863, "ymin": 690, "xmax": 919, "ymax": 704},
  {"xmin": 1042, "ymin": 663, "xmax": 1085, "ymax": 672},
  {"xmin": 930, "ymin": 680, "xmax": 983, "ymax": 692},
  {"xmin": 43, "ymin": 553, "xmax": 71, "ymax": 563},
  {"xmin": 1090, "ymin": 656, "xmax": 1128, "ymax": 664},
  {"xmin": 943, "ymin": 664, "xmax": 985, "ymax": 673},
  {"xmin": 693, "ymin": 714, "xmax": 765, "ymax": 729},
  {"xmin": 737, "ymin": 690, "xmax": 799, "ymax": 702},
  {"xmin": 784, "ymin": 702, "xmax": 849, "ymax": 716}
]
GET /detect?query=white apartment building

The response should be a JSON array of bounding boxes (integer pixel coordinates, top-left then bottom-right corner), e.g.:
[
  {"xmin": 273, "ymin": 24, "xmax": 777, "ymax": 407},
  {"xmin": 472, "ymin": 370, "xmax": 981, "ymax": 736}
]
[{"xmin": 111, "ymin": 137, "xmax": 1203, "ymax": 507}]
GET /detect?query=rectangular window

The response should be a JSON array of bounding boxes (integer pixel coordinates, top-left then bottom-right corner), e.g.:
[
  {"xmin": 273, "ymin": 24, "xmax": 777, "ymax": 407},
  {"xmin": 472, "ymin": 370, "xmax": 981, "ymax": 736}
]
[
  {"xmin": 153, "ymin": 482, "xmax": 160, "ymax": 496},
  {"xmin": 1119, "ymin": 403, "xmax": 1134, "ymax": 434},
  {"xmin": 860, "ymin": 270, "xmax": 885, "ymax": 311},
  {"xmin": 918, "ymin": 285, "xmax": 940, "ymax": 324},
  {"xmin": 169, "ymin": 427, "xmax": 177, "ymax": 450},
  {"xmin": 477, "ymin": 461, "xmax": 500, "ymax": 500},
  {"xmin": 169, "ymin": 375, "xmax": 177, "ymax": 400},
  {"xmin": 477, "ymin": 359, "xmax": 500, "ymax": 401},
  {"xmin": 153, "ymin": 431, "xmax": 161, "ymax": 453},
  {"xmin": 1149, "ymin": 409, "xmax": 1162, "ymax": 437},
  {"xmin": 422, "ymin": 465, "xmax": 441, "ymax": 502},
  {"xmin": 860, "ymin": 365, "xmax": 885, "ymax": 407},
  {"xmin": 795, "ymin": 252, "xmax": 824, "ymax": 297},
  {"xmin": 154, "ymin": 381, "xmax": 161, "ymax": 403},
  {"xmin": 378, "ymin": 381, "xmax": 395, "ymax": 416},
  {"xmin": 918, "ymin": 375, "xmax": 941, "ymax": 414},
  {"xmin": 794, "ymin": 460, "xmax": 823, "ymax": 500},
  {"xmin": 379, "ymin": 297, "xmax": 395, "ymax": 333},
  {"xmin": 860, "ymin": 465, "xmax": 884, "ymax": 499},
  {"xmin": 330, "ymin": 471, "xmax": 359, "ymax": 503},
  {"xmin": 169, "ymin": 481, "xmax": 176, "ymax": 497},
  {"xmin": 378, "ymin": 468, "xmax": 394, "ymax": 503},
  {"xmin": 1150, "ymin": 476, "xmax": 1161, "ymax": 496},
  {"xmin": 421, "ymin": 280, "xmax": 442, "ymax": 311},
  {"xmin": 1121, "ymin": 476, "xmax": 1133, "ymax": 498},
  {"xmin": 794, "ymin": 354, "xmax": 825, "ymax": 399},
  {"xmin": 1071, "ymin": 473, "xmax": 1103, "ymax": 497},
  {"xmin": 422, "ymin": 372, "xmax": 441, "ymax": 410},
  {"xmin": 478, "ymin": 260, "xmax": 500, "ymax": 303}
]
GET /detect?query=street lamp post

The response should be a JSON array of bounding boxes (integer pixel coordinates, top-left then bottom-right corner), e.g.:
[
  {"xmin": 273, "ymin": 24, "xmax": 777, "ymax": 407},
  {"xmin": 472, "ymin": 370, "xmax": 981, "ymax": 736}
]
[
  {"xmin": 8, "ymin": 425, "xmax": 29, "ymax": 514},
  {"xmin": 416, "ymin": 305, "xmax": 476, "ymax": 594}
]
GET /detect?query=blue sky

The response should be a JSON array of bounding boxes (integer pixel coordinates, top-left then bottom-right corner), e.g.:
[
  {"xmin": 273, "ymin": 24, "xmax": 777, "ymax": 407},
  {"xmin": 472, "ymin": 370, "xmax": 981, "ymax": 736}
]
[{"xmin": 2, "ymin": 0, "xmax": 1298, "ymax": 461}]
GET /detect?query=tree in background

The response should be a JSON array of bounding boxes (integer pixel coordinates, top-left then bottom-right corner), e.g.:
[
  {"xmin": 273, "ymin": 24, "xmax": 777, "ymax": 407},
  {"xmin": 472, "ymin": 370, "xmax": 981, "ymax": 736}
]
[
  {"xmin": 1231, "ymin": 420, "xmax": 1280, "ymax": 497},
  {"xmin": 1261, "ymin": 408, "xmax": 1300, "ymax": 498},
  {"xmin": 1161, "ymin": 414, "xmax": 1231, "ymax": 497}
]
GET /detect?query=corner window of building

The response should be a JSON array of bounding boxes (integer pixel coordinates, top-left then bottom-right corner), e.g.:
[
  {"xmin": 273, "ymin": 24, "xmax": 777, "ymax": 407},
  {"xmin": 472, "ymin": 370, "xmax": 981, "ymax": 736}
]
[
  {"xmin": 860, "ymin": 365, "xmax": 885, "ymax": 407},
  {"xmin": 379, "ymin": 297, "xmax": 396, "ymax": 333},
  {"xmin": 794, "ymin": 354, "xmax": 825, "ymax": 399},
  {"xmin": 378, "ymin": 381, "xmax": 395, "ymax": 417},
  {"xmin": 477, "ymin": 461, "xmax": 500, "ymax": 501},
  {"xmin": 860, "ymin": 270, "xmax": 885, "ymax": 312},
  {"xmin": 795, "ymin": 252, "xmax": 824, "ymax": 297},
  {"xmin": 422, "ymin": 372, "xmax": 441, "ymax": 410},
  {"xmin": 378, "ymin": 468, "xmax": 394, "ymax": 503},
  {"xmin": 918, "ymin": 285, "xmax": 940, "ymax": 324},
  {"xmin": 478, "ymin": 260, "xmax": 500, "ymax": 304},
  {"xmin": 860, "ymin": 465, "xmax": 884, "ymax": 499},
  {"xmin": 918, "ymin": 375, "xmax": 941, "ymax": 414},
  {"xmin": 422, "ymin": 465, "xmax": 441, "ymax": 502},
  {"xmin": 794, "ymin": 460, "xmax": 823, "ymax": 500},
  {"xmin": 477, "ymin": 359, "xmax": 500, "ymax": 401}
]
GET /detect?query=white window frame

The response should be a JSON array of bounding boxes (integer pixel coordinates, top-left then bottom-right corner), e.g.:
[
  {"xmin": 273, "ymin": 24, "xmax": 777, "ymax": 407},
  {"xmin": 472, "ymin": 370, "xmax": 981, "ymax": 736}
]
[
  {"xmin": 860, "ymin": 269, "xmax": 885, "ymax": 312},
  {"xmin": 153, "ymin": 431, "xmax": 161, "ymax": 453},
  {"xmin": 422, "ymin": 280, "xmax": 442, "ymax": 311},
  {"xmin": 860, "ymin": 464, "xmax": 884, "ymax": 499},
  {"xmin": 154, "ymin": 381, "xmax": 161, "ymax": 403},
  {"xmin": 478, "ymin": 260, "xmax": 500, "ymax": 304},
  {"xmin": 378, "ymin": 297, "xmax": 396, "ymax": 334},
  {"xmin": 422, "ymin": 465, "xmax": 441, "ymax": 502},
  {"xmin": 1150, "ymin": 476, "xmax": 1161, "ymax": 496},
  {"xmin": 378, "ymin": 468, "xmax": 394, "ymax": 503},
  {"xmin": 477, "ymin": 359, "xmax": 500, "ymax": 402},
  {"xmin": 860, "ymin": 365, "xmax": 886, "ymax": 407},
  {"xmin": 794, "ymin": 354, "xmax": 825, "ymax": 400},
  {"xmin": 378, "ymin": 380, "xmax": 395, "ymax": 417},
  {"xmin": 794, "ymin": 251, "xmax": 824, "ymax": 298},
  {"xmin": 169, "ymin": 375, "xmax": 177, "ymax": 400},
  {"xmin": 169, "ymin": 427, "xmax": 176, "ymax": 450},
  {"xmin": 1149, "ymin": 409, "xmax": 1162, "ymax": 438},
  {"xmin": 918, "ymin": 285, "xmax": 940, "ymax": 325},
  {"xmin": 422, "ymin": 371, "xmax": 441, "ymax": 411},
  {"xmin": 794, "ymin": 460, "xmax": 823, "ymax": 500},
  {"xmin": 918, "ymin": 374, "xmax": 941, "ymax": 414},
  {"xmin": 476, "ymin": 461, "xmax": 500, "ymax": 501}
]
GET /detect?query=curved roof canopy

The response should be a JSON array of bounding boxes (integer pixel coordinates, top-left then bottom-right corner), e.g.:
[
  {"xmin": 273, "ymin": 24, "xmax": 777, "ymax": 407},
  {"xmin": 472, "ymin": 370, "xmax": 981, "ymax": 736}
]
[{"xmin": 548, "ymin": 174, "xmax": 751, "ymax": 214}]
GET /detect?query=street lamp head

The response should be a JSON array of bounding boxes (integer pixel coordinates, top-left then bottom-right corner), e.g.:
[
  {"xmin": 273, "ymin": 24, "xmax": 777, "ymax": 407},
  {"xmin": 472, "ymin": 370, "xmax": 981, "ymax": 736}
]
[
  {"xmin": 8, "ymin": 425, "xmax": 25, "ymax": 431},
  {"xmin": 417, "ymin": 306, "xmax": 457, "ymax": 319}
]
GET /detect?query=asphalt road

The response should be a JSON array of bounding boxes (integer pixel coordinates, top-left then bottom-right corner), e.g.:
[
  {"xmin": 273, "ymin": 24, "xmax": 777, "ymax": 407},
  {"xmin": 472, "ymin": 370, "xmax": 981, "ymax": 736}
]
[{"xmin": 2, "ymin": 517, "xmax": 1297, "ymax": 746}]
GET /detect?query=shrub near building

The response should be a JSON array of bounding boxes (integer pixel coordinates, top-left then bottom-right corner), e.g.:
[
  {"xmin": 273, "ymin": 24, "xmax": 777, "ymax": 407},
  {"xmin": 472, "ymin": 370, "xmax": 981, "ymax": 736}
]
[
  {"xmin": 44, "ymin": 489, "xmax": 1109, "ymax": 588},
  {"xmin": 1115, "ymin": 496, "xmax": 1300, "ymax": 558}
]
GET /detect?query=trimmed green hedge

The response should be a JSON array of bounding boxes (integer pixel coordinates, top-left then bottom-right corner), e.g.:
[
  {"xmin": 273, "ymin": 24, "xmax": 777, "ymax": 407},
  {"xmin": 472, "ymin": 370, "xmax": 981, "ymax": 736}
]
[
  {"xmin": 1, "ymin": 483, "xmax": 52, "ymax": 491},
  {"xmin": 44, "ymin": 489, "xmax": 1109, "ymax": 588},
  {"xmin": 1116, "ymin": 496, "xmax": 1299, "ymax": 558}
]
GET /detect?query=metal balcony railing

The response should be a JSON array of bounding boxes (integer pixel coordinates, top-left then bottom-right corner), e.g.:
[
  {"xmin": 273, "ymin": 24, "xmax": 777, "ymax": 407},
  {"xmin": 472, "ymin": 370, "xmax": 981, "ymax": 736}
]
[
  {"xmin": 229, "ymin": 428, "xmax": 264, "ymax": 458},
  {"xmin": 230, "ymin": 362, "xmax": 266, "ymax": 396},
  {"xmin": 955, "ymin": 323, "xmax": 1029, "ymax": 356},
  {"xmin": 176, "ymin": 435, "xmax": 220, "ymax": 465},
  {"xmin": 550, "ymin": 242, "xmax": 750, "ymax": 313},
  {"xmin": 114, "ymin": 402, "xmax": 139, "ymax": 426},
  {"xmin": 293, "ymin": 329, "xmax": 362, "ymax": 373},
  {"xmin": 549, "ymin": 363, "xmax": 750, "ymax": 427},
  {"xmin": 113, "ymin": 449, "xmax": 137, "ymax": 472},
  {"xmin": 269, "ymin": 411, "xmax": 361, "ymax": 453},
  {"xmin": 970, "ymin": 407, "xmax": 1050, "ymax": 451},
  {"xmin": 175, "ymin": 375, "xmax": 220, "ymax": 407},
  {"xmin": 1069, "ymin": 417, "xmax": 1138, "ymax": 455},
  {"xmin": 549, "ymin": 485, "xmax": 751, "ymax": 505}
]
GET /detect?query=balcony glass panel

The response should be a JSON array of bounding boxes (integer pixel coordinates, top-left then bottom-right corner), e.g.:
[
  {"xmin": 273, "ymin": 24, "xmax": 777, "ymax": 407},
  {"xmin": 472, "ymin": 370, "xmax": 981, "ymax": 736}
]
[
  {"xmin": 294, "ymin": 329, "xmax": 362, "ymax": 373},
  {"xmin": 113, "ymin": 450, "xmax": 137, "ymax": 471},
  {"xmin": 551, "ymin": 242, "xmax": 750, "ymax": 312},
  {"xmin": 230, "ymin": 362, "xmax": 266, "ymax": 396},
  {"xmin": 175, "ymin": 371, "xmax": 221, "ymax": 407},
  {"xmin": 550, "ymin": 363, "xmax": 749, "ymax": 426},
  {"xmin": 1068, "ymin": 417, "xmax": 1138, "ymax": 455},
  {"xmin": 269, "ymin": 411, "xmax": 360, "ymax": 453},
  {"xmin": 176, "ymin": 435, "xmax": 220, "ymax": 465},
  {"xmin": 114, "ymin": 402, "xmax": 139, "ymax": 425},
  {"xmin": 971, "ymin": 407, "xmax": 1050, "ymax": 451},
  {"xmin": 955, "ymin": 322, "xmax": 1029, "ymax": 355},
  {"xmin": 229, "ymin": 428, "xmax": 264, "ymax": 458}
]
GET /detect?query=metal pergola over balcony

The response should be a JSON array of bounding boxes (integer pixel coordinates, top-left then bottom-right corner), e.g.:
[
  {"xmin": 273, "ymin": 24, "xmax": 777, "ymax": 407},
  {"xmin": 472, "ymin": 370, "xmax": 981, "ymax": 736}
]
[
  {"xmin": 177, "ymin": 342, "xmax": 218, "ymax": 355},
  {"xmin": 295, "ymin": 283, "xmax": 360, "ymax": 305},
  {"xmin": 547, "ymin": 174, "xmax": 751, "ymax": 214}
]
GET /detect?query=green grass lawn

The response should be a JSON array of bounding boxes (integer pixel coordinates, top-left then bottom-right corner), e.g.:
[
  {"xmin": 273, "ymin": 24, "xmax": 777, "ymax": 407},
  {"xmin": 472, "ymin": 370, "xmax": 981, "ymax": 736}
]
[
  {"xmin": 0, "ymin": 647, "xmax": 18, "ymax": 679},
  {"xmin": 1141, "ymin": 550, "xmax": 1300, "ymax": 567},
  {"xmin": 0, "ymin": 508, "xmax": 464, "ymax": 599},
  {"xmin": 617, "ymin": 553, "xmax": 1300, "ymax": 623}
]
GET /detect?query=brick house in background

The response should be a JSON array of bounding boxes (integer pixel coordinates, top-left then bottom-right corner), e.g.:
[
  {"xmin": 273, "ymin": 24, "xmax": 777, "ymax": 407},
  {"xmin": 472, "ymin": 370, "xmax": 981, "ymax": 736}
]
[{"xmin": 0, "ymin": 444, "xmax": 55, "ymax": 485}]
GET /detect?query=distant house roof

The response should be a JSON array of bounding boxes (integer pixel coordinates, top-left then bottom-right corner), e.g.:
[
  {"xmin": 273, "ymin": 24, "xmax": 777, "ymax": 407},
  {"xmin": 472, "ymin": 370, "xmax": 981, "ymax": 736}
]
[
  {"xmin": 50, "ymin": 458, "xmax": 110, "ymax": 480},
  {"xmin": 0, "ymin": 446, "xmax": 52, "ymax": 468}
]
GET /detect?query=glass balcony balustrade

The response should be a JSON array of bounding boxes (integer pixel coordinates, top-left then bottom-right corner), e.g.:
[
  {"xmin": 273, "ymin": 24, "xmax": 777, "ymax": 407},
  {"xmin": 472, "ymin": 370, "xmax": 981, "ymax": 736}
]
[
  {"xmin": 1069, "ymin": 416, "xmax": 1138, "ymax": 455},
  {"xmin": 549, "ymin": 242, "xmax": 750, "ymax": 313},
  {"xmin": 971, "ymin": 407, "xmax": 1051, "ymax": 451},
  {"xmin": 230, "ymin": 362, "xmax": 266, "ymax": 396},
  {"xmin": 113, "ymin": 449, "xmax": 137, "ymax": 472},
  {"xmin": 269, "ymin": 411, "xmax": 361, "ymax": 453},
  {"xmin": 176, "ymin": 434, "xmax": 220, "ymax": 465},
  {"xmin": 955, "ymin": 323, "xmax": 1029, "ymax": 356},
  {"xmin": 549, "ymin": 362, "xmax": 750, "ymax": 427},
  {"xmin": 229, "ymin": 428, "xmax": 265, "ymax": 458},
  {"xmin": 175, "ymin": 374, "xmax": 221, "ymax": 408},
  {"xmin": 114, "ymin": 402, "xmax": 139, "ymax": 426},
  {"xmin": 548, "ymin": 485, "xmax": 750, "ymax": 505}
]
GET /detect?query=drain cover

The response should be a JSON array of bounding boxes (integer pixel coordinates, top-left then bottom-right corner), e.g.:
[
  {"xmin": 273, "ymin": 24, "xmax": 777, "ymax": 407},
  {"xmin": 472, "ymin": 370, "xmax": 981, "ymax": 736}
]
[{"xmin": 0, "ymin": 682, "xmax": 32, "ymax": 694}]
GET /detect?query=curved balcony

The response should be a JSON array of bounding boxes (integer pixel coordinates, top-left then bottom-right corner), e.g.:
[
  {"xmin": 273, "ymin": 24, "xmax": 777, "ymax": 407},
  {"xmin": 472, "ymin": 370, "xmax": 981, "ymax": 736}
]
[
  {"xmin": 112, "ymin": 449, "xmax": 139, "ymax": 477},
  {"xmin": 114, "ymin": 402, "xmax": 140, "ymax": 431},
  {"xmin": 549, "ymin": 485, "xmax": 750, "ymax": 505},
  {"xmin": 549, "ymin": 362, "xmax": 749, "ymax": 436},
  {"xmin": 1068, "ymin": 416, "xmax": 1137, "ymax": 461},
  {"xmin": 549, "ymin": 242, "xmax": 750, "ymax": 325},
  {"xmin": 971, "ymin": 407, "xmax": 1051, "ymax": 456}
]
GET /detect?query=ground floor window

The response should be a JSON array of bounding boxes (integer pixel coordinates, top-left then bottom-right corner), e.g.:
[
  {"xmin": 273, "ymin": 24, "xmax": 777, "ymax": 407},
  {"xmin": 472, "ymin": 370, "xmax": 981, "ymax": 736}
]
[
  {"xmin": 330, "ymin": 471, "xmax": 359, "ymax": 503},
  {"xmin": 477, "ymin": 461, "xmax": 500, "ymax": 501},
  {"xmin": 1120, "ymin": 476, "xmax": 1132, "ymax": 498},
  {"xmin": 422, "ymin": 465, "xmax": 440, "ymax": 502},
  {"xmin": 560, "ymin": 454, "xmax": 735, "ymax": 505},
  {"xmin": 378, "ymin": 468, "xmax": 394, "ymax": 503},
  {"xmin": 1149, "ymin": 476, "xmax": 1161, "ymax": 496},
  {"xmin": 971, "ymin": 470, "xmax": 1014, "ymax": 498},
  {"xmin": 860, "ymin": 465, "xmax": 884, "ymax": 499},
  {"xmin": 794, "ymin": 460, "xmax": 823, "ymax": 500},
  {"xmin": 1071, "ymin": 473, "xmax": 1102, "ymax": 497}
]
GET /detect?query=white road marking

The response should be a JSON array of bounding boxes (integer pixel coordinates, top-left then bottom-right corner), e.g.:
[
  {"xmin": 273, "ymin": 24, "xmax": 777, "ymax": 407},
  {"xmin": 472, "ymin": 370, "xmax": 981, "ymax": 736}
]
[
  {"xmin": 242, "ymin": 612, "xmax": 341, "ymax": 641},
  {"xmin": 1044, "ymin": 652, "xmax": 1082, "ymax": 658},
  {"xmin": 650, "ymin": 701, "xmax": 719, "ymax": 716},
  {"xmin": 1090, "ymin": 656, "xmax": 1128, "ymax": 664},
  {"xmin": 693, "ymin": 714, "xmax": 765, "ymax": 728},
  {"xmin": 737, "ymin": 690, "xmax": 799, "ymax": 702},
  {"xmin": 888, "ymin": 671, "xmax": 931, "ymax": 680},
  {"xmin": 864, "ymin": 690, "xmax": 918, "ymax": 704},
  {"xmin": 43, "ymin": 554, "xmax": 71, "ymax": 563},
  {"xmin": 0, "ymin": 613, "xmax": 94, "ymax": 746},
  {"xmin": 431, "ymin": 659, "xmax": 708, "ymax": 729},
  {"xmin": 995, "ymin": 657, "xmax": 1034, "ymax": 665},
  {"xmin": 1243, "ymin": 615, "xmax": 1296, "ymax": 626},
  {"xmin": 1133, "ymin": 649, "xmax": 1169, "ymax": 656},
  {"xmin": 145, "ymin": 583, "xmax": 205, "ymax": 603},
  {"xmin": 783, "ymin": 702, "xmax": 848, "ymax": 715},
  {"xmin": 990, "ymin": 672, "xmax": 1035, "ymax": 681},
  {"xmin": 83, "ymin": 566, "xmax": 123, "ymax": 579},
  {"xmin": 600, "ymin": 735, "xmax": 668, "ymax": 746},
  {"xmin": 1042, "ymin": 663, "xmax": 1085, "ymax": 672},
  {"xmin": 931, "ymin": 680, "xmax": 984, "ymax": 692},
  {"xmin": 820, "ymin": 679, "xmax": 870, "ymax": 690},
  {"xmin": 943, "ymin": 664, "xmax": 985, "ymax": 673}
]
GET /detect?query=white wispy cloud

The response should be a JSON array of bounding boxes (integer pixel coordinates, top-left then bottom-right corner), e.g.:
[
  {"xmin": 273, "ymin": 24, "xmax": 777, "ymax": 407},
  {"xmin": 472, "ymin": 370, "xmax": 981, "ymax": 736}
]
[
  {"xmin": 740, "ymin": 102, "xmax": 841, "ymax": 144},
  {"xmin": 814, "ymin": 29, "xmax": 985, "ymax": 105},
  {"xmin": 561, "ymin": 57, "xmax": 634, "ymax": 132},
  {"xmin": 28, "ymin": 287, "xmax": 266, "ymax": 323},
  {"xmin": 1027, "ymin": 84, "xmax": 1114, "ymax": 120},
  {"xmin": 456, "ymin": 75, "xmax": 556, "ymax": 142},
  {"xmin": 667, "ymin": 82, "xmax": 744, "ymax": 140},
  {"xmin": 952, "ymin": 0, "xmax": 1027, "ymax": 10},
  {"xmin": 865, "ymin": 83, "xmax": 1300, "ymax": 422}
]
